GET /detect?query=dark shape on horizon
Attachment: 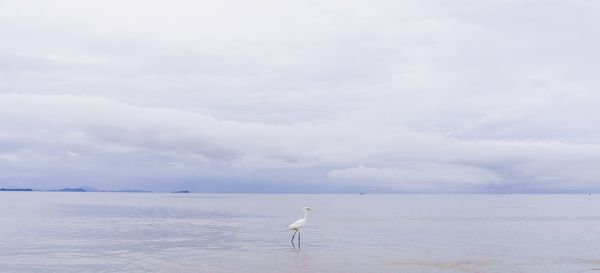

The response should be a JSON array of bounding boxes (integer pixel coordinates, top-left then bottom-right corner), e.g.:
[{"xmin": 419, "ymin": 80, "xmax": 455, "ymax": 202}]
[
  {"xmin": 79, "ymin": 186, "xmax": 99, "ymax": 192},
  {"xmin": 359, "ymin": 192, "xmax": 365, "ymax": 195},
  {"xmin": 57, "ymin": 187, "xmax": 87, "ymax": 192},
  {"xmin": 172, "ymin": 190, "xmax": 190, "ymax": 193},
  {"xmin": 0, "ymin": 188, "xmax": 33, "ymax": 191}
]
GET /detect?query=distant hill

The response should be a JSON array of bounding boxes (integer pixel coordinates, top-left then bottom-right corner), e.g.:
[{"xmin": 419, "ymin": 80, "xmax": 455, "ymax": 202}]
[
  {"xmin": 172, "ymin": 190, "xmax": 190, "ymax": 193},
  {"xmin": 53, "ymin": 187, "xmax": 152, "ymax": 193},
  {"xmin": 57, "ymin": 187, "xmax": 87, "ymax": 192},
  {"xmin": 1, "ymin": 186, "xmax": 160, "ymax": 193},
  {"xmin": 80, "ymin": 186, "xmax": 100, "ymax": 192}
]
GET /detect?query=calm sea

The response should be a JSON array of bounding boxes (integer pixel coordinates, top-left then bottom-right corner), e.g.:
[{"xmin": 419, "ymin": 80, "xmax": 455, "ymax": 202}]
[{"xmin": 1, "ymin": 192, "xmax": 599, "ymax": 273}]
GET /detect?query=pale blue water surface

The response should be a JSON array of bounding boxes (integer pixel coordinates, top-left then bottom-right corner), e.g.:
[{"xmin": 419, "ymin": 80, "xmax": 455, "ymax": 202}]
[{"xmin": 1, "ymin": 192, "xmax": 600, "ymax": 273}]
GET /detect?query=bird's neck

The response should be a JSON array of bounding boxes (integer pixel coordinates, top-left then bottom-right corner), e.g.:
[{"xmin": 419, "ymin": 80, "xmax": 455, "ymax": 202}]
[{"xmin": 303, "ymin": 212, "xmax": 309, "ymax": 219}]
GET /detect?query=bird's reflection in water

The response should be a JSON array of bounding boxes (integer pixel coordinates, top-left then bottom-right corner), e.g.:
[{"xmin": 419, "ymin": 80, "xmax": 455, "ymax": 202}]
[{"xmin": 287, "ymin": 245, "xmax": 311, "ymax": 273}]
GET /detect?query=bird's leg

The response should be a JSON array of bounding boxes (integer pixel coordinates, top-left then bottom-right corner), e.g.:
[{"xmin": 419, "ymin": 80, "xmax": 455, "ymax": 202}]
[
  {"xmin": 298, "ymin": 230, "xmax": 301, "ymax": 246},
  {"xmin": 291, "ymin": 230, "xmax": 298, "ymax": 243}
]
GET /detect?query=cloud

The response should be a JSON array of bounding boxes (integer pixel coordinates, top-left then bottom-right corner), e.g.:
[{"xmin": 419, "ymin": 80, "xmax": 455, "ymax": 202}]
[
  {"xmin": 167, "ymin": 161, "xmax": 185, "ymax": 169},
  {"xmin": 0, "ymin": 1, "xmax": 599, "ymax": 192},
  {"xmin": 0, "ymin": 153, "xmax": 20, "ymax": 163},
  {"xmin": 328, "ymin": 164, "xmax": 503, "ymax": 192},
  {"xmin": 1, "ymin": 93, "xmax": 600, "ymax": 192},
  {"xmin": 66, "ymin": 151, "xmax": 81, "ymax": 157}
]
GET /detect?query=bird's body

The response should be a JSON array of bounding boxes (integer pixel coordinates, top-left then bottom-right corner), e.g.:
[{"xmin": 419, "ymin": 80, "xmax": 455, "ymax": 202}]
[
  {"xmin": 288, "ymin": 218, "xmax": 306, "ymax": 230},
  {"xmin": 288, "ymin": 207, "xmax": 312, "ymax": 246}
]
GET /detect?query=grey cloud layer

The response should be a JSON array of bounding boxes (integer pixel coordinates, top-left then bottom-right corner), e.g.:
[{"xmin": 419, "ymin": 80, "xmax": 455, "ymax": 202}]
[
  {"xmin": 1, "ymin": 0, "xmax": 599, "ymax": 192},
  {"xmin": 2, "ymin": 94, "xmax": 600, "ymax": 192}
]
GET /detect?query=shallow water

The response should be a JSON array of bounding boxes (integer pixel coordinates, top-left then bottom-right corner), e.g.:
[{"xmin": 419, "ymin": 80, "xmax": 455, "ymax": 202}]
[{"xmin": 1, "ymin": 192, "xmax": 600, "ymax": 273}]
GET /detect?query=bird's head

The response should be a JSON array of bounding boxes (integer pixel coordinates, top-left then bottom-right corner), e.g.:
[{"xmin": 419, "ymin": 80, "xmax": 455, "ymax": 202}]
[{"xmin": 303, "ymin": 207, "xmax": 313, "ymax": 213}]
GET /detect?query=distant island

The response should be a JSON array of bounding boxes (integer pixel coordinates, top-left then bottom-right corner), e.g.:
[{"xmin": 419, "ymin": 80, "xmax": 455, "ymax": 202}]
[
  {"xmin": 0, "ymin": 186, "xmax": 151, "ymax": 192},
  {"xmin": 56, "ymin": 187, "xmax": 87, "ymax": 192},
  {"xmin": 0, "ymin": 186, "xmax": 188, "ymax": 193},
  {"xmin": 50, "ymin": 186, "xmax": 151, "ymax": 193},
  {"xmin": 53, "ymin": 187, "xmax": 152, "ymax": 193}
]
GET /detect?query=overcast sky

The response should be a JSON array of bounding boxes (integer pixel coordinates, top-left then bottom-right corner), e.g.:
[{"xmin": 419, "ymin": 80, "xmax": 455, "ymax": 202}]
[{"xmin": 1, "ymin": 0, "xmax": 599, "ymax": 192}]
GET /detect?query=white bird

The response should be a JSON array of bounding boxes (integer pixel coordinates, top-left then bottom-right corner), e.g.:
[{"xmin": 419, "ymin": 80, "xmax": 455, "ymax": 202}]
[{"xmin": 288, "ymin": 207, "xmax": 312, "ymax": 246}]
